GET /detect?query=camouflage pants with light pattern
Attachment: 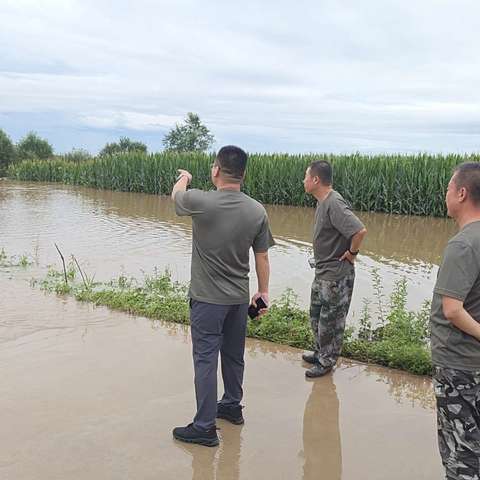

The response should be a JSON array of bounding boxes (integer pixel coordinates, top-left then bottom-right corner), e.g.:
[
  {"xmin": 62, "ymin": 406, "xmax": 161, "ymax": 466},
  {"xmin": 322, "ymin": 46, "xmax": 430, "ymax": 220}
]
[
  {"xmin": 309, "ymin": 271, "xmax": 355, "ymax": 368},
  {"xmin": 434, "ymin": 367, "xmax": 480, "ymax": 480}
]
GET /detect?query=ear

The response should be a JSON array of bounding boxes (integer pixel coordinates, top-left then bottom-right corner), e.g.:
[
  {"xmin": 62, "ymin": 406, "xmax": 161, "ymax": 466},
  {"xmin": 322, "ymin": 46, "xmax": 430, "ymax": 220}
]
[{"xmin": 458, "ymin": 187, "xmax": 467, "ymax": 203}]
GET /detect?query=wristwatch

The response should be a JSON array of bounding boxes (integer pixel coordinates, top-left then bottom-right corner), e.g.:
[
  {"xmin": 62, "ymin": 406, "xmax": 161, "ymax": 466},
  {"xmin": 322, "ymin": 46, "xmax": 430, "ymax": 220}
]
[{"xmin": 348, "ymin": 249, "xmax": 359, "ymax": 255}]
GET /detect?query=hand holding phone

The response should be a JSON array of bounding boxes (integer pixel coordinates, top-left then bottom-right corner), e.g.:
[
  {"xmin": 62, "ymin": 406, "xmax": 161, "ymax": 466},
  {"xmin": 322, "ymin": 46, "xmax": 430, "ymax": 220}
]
[
  {"xmin": 176, "ymin": 169, "xmax": 192, "ymax": 184},
  {"xmin": 248, "ymin": 296, "xmax": 268, "ymax": 319}
]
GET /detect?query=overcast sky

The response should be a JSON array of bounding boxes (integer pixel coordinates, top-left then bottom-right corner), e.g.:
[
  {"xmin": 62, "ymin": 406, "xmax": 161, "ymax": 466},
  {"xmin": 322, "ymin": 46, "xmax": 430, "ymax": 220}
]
[{"xmin": 1, "ymin": 0, "xmax": 479, "ymax": 154}]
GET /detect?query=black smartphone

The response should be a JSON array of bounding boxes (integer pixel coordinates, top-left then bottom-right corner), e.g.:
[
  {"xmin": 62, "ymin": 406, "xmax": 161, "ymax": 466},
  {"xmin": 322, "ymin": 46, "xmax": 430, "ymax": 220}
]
[{"xmin": 248, "ymin": 297, "xmax": 267, "ymax": 319}]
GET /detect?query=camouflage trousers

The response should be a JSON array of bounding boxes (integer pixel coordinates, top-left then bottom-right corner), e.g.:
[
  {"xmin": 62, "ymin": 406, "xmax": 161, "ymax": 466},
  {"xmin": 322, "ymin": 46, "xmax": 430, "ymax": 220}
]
[
  {"xmin": 309, "ymin": 270, "xmax": 355, "ymax": 368},
  {"xmin": 433, "ymin": 367, "xmax": 480, "ymax": 480}
]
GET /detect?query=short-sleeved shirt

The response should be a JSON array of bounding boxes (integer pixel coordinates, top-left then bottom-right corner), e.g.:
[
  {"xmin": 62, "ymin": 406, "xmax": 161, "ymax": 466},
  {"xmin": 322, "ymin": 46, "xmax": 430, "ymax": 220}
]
[
  {"xmin": 430, "ymin": 221, "xmax": 480, "ymax": 370},
  {"xmin": 174, "ymin": 188, "xmax": 275, "ymax": 305},
  {"xmin": 313, "ymin": 190, "xmax": 365, "ymax": 280}
]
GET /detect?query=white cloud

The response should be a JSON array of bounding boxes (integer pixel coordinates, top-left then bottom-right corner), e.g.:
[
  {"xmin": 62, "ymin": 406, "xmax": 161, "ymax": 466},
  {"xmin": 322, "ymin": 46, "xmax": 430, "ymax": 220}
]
[
  {"xmin": 0, "ymin": 0, "xmax": 479, "ymax": 153},
  {"xmin": 81, "ymin": 111, "xmax": 182, "ymax": 130}
]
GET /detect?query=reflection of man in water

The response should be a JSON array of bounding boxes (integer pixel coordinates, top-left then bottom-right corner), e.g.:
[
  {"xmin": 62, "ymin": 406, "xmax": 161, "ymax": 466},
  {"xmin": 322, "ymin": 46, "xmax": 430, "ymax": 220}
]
[
  {"xmin": 303, "ymin": 376, "xmax": 342, "ymax": 480},
  {"xmin": 302, "ymin": 161, "xmax": 367, "ymax": 377},
  {"xmin": 171, "ymin": 146, "xmax": 274, "ymax": 447},
  {"xmin": 430, "ymin": 163, "xmax": 480, "ymax": 479},
  {"xmin": 176, "ymin": 424, "xmax": 242, "ymax": 480}
]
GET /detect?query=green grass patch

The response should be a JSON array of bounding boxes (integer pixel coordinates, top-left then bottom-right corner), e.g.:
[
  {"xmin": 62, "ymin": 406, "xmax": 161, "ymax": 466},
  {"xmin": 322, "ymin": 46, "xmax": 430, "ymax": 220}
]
[{"xmin": 37, "ymin": 262, "xmax": 432, "ymax": 376}]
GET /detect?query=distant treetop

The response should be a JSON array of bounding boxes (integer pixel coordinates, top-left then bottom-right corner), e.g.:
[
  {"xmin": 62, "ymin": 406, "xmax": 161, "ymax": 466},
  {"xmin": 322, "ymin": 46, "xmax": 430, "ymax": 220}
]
[
  {"xmin": 99, "ymin": 137, "xmax": 147, "ymax": 157},
  {"xmin": 162, "ymin": 112, "xmax": 215, "ymax": 153},
  {"xmin": 17, "ymin": 132, "xmax": 53, "ymax": 160},
  {"xmin": 0, "ymin": 129, "xmax": 16, "ymax": 174}
]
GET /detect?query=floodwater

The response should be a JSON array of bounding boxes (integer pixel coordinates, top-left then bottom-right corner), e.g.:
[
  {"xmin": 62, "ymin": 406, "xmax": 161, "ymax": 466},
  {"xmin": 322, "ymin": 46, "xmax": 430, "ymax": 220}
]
[
  {"xmin": 0, "ymin": 180, "xmax": 456, "ymax": 317},
  {"xmin": 0, "ymin": 180, "xmax": 448, "ymax": 478},
  {"xmin": 0, "ymin": 279, "xmax": 441, "ymax": 479}
]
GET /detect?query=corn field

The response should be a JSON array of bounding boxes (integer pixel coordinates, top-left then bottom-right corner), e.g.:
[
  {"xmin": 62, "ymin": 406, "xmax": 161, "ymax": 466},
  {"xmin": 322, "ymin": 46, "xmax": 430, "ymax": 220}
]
[{"xmin": 7, "ymin": 152, "xmax": 479, "ymax": 216}]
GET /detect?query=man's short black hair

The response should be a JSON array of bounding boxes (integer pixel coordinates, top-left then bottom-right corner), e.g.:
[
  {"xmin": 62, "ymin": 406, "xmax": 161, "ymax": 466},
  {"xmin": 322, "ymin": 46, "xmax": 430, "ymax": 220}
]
[
  {"xmin": 216, "ymin": 146, "xmax": 248, "ymax": 181},
  {"xmin": 454, "ymin": 162, "xmax": 480, "ymax": 207},
  {"xmin": 309, "ymin": 160, "xmax": 332, "ymax": 186}
]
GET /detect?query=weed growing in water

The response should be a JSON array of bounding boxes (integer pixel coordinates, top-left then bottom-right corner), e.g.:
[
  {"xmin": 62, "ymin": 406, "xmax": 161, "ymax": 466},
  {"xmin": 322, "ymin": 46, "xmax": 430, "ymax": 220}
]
[{"xmin": 0, "ymin": 248, "xmax": 34, "ymax": 268}]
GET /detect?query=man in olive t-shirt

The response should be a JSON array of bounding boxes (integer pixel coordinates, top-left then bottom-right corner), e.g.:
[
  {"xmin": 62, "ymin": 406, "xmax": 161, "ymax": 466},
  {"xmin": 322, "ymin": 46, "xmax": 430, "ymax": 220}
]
[
  {"xmin": 431, "ymin": 163, "xmax": 480, "ymax": 479},
  {"xmin": 302, "ymin": 160, "xmax": 367, "ymax": 378},
  {"xmin": 170, "ymin": 146, "xmax": 275, "ymax": 447}
]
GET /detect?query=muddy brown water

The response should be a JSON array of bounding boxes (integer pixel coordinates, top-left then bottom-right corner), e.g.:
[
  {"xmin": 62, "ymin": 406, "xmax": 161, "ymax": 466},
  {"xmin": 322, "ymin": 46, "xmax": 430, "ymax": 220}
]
[
  {"xmin": 0, "ymin": 180, "xmax": 456, "ymax": 315},
  {"xmin": 1, "ymin": 180, "xmax": 448, "ymax": 478},
  {"xmin": 1, "ymin": 280, "xmax": 441, "ymax": 479}
]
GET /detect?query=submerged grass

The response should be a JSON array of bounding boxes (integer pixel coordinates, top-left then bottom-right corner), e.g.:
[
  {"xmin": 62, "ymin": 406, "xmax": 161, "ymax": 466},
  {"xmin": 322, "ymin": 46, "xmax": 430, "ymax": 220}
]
[
  {"xmin": 37, "ymin": 263, "xmax": 433, "ymax": 376},
  {"xmin": 0, "ymin": 248, "xmax": 34, "ymax": 268},
  {"xmin": 8, "ymin": 152, "xmax": 479, "ymax": 216}
]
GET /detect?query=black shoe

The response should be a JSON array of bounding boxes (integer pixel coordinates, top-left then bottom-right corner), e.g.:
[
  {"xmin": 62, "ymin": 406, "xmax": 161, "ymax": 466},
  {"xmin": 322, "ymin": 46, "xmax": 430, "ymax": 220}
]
[
  {"xmin": 302, "ymin": 352, "xmax": 318, "ymax": 365},
  {"xmin": 305, "ymin": 364, "xmax": 333, "ymax": 378},
  {"xmin": 172, "ymin": 423, "xmax": 219, "ymax": 447},
  {"xmin": 216, "ymin": 403, "xmax": 244, "ymax": 425}
]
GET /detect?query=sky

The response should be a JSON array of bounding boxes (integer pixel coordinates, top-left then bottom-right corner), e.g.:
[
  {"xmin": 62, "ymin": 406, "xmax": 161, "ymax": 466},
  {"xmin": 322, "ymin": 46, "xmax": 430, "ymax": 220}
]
[{"xmin": 1, "ymin": 0, "xmax": 479, "ymax": 154}]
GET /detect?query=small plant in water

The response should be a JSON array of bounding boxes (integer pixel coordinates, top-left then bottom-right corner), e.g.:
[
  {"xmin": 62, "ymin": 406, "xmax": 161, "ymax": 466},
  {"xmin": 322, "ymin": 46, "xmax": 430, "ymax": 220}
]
[
  {"xmin": 358, "ymin": 298, "xmax": 373, "ymax": 340},
  {"xmin": 19, "ymin": 255, "xmax": 31, "ymax": 267},
  {"xmin": 342, "ymin": 268, "xmax": 432, "ymax": 375},
  {"xmin": 0, "ymin": 248, "xmax": 33, "ymax": 268},
  {"xmin": 0, "ymin": 248, "xmax": 7, "ymax": 265},
  {"xmin": 371, "ymin": 267, "xmax": 386, "ymax": 326}
]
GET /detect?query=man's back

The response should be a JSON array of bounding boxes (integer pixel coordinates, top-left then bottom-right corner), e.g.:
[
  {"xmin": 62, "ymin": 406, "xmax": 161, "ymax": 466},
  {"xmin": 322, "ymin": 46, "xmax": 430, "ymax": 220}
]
[{"xmin": 175, "ymin": 188, "xmax": 273, "ymax": 305}]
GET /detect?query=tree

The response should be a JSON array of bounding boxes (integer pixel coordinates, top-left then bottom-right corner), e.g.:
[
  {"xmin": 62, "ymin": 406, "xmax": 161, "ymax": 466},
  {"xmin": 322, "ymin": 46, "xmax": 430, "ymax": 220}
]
[
  {"xmin": 99, "ymin": 137, "xmax": 147, "ymax": 157},
  {"xmin": 62, "ymin": 148, "xmax": 93, "ymax": 163},
  {"xmin": 0, "ymin": 129, "xmax": 15, "ymax": 174},
  {"xmin": 17, "ymin": 132, "xmax": 53, "ymax": 160},
  {"xmin": 162, "ymin": 112, "xmax": 215, "ymax": 153}
]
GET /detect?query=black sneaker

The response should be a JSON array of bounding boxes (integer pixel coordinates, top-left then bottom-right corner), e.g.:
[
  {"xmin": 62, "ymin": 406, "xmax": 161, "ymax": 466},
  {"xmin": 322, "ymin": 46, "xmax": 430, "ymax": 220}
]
[
  {"xmin": 302, "ymin": 352, "xmax": 318, "ymax": 365},
  {"xmin": 216, "ymin": 403, "xmax": 244, "ymax": 425},
  {"xmin": 305, "ymin": 364, "xmax": 333, "ymax": 378},
  {"xmin": 172, "ymin": 423, "xmax": 219, "ymax": 447}
]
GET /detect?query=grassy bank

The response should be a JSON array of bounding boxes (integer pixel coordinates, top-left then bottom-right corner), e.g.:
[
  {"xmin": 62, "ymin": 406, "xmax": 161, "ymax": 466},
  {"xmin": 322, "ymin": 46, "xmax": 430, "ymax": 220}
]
[
  {"xmin": 8, "ymin": 152, "xmax": 478, "ymax": 216},
  {"xmin": 37, "ymin": 264, "xmax": 432, "ymax": 376}
]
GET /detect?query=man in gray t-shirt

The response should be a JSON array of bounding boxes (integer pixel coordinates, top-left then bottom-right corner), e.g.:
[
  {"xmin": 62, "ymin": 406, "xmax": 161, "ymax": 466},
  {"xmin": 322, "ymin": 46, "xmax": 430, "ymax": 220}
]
[
  {"xmin": 302, "ymin": 160, "xmax": 367, "ymax": 378},
  {"xmin": 171, "ymin": 146, "xmax": 275, "ymax": 447},
  {"xmin": 430, "ymin": 162, "xmax": 480, "ymax": 479}
]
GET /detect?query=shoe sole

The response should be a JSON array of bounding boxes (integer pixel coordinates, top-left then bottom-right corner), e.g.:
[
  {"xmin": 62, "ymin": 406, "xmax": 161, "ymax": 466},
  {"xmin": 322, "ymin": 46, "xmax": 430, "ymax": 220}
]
[
  {"xmin": 305, "ymin": 368, "xmax": 333, "ymax": 378},
  {"xmin": 216, "ymin": 413, "xmax": 244, "ymax": 425},
  {"xmin": 173, "ymin": 433, "xmax": 219, "ymax": 447}
]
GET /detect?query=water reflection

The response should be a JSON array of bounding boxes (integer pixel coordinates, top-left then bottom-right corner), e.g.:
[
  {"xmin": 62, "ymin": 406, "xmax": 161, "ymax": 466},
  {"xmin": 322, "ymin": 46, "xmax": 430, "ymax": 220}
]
[
  {"xmin": 357, "ymin": 363, "xmax": 434, "ymax": 409},
  {"xmin": 247, "ymin": 340, "xmax": 434, "ymax": 410},
  {"xmin": 302, "ymin": 376, "xmax": 342, "ymax": 480},
  {"xmin": 358, "ymin": 211, "xmax": 455, "ymax": 267},
  {"xmin": 175, "ymin": 424, "xmax": 242, "ymax": 480}
]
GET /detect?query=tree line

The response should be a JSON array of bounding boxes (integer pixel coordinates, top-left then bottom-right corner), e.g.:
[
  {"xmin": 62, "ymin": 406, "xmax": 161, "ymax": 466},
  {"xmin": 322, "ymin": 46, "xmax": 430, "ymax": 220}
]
[{"xmin": 0, "ymin": 112, "xmax": 215, "ymax": 174}]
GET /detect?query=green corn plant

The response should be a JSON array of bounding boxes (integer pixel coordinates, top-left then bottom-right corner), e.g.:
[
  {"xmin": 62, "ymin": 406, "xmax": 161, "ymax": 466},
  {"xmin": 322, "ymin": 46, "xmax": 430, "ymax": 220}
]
[{"xmin": 7, "ymin": 152, "xmax": 479, "ymax": 217}]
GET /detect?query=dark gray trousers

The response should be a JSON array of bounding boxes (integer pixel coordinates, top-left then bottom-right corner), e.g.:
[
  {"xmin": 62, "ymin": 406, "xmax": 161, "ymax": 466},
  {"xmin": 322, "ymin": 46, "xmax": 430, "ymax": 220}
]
[{"xmin": 190, "ymin": 299, "xmax": 248, "ymax": 431}]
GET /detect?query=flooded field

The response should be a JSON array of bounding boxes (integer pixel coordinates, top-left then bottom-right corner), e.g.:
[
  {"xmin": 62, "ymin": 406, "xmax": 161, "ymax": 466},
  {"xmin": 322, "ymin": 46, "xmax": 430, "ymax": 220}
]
[{"xmin": 0, "ymin": 180, "xmax": 446, "ymax": 478}]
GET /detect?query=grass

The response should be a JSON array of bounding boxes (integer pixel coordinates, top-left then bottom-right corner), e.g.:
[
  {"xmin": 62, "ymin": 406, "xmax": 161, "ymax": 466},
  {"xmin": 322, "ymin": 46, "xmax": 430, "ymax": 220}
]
[
  {"xmin": 1, "ymin": 241, "xmax": 433, "ymax": 375},
  {"xmin": 37, "ymin": 262, "xmax": 433, "ymax": 376},
  {"xmin": 0, "ymin": 248, "xmax": 34, "ymax": 268},
  {"xmin": 8, "ymin": 151, "xmax": 479, "ymax": 216}
]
